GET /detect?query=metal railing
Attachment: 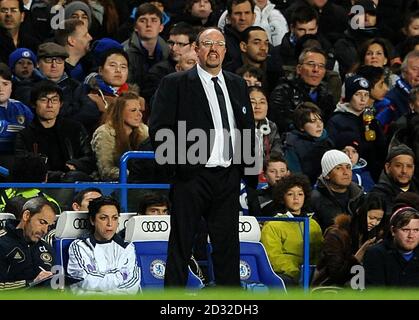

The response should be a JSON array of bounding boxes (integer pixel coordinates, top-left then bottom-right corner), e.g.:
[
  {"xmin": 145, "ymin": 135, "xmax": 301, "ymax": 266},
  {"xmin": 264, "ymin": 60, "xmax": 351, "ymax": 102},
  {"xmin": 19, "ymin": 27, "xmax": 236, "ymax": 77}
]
[
  {"xmin": 1, "ymin": 151, "xmax": 312, "ymax": 291},
  {"xmin": 257, "ymin": 216, "xmax": 311, "ymax": 292}
]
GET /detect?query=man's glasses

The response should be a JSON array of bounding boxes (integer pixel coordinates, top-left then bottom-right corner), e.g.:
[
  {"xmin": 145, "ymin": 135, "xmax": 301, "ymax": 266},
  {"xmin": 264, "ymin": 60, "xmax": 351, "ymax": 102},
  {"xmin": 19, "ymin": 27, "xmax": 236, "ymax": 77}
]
[
  {"xmin": 38, "ymin": 96, "xmax": 61, "ymax": 105},
  {"xmin": 0, "ymin": 8, "xmax": 20, "ymax": 14},
  {"xmin": 200, "ymin": 40, "xmax": 226, "ymax": 48},
  {"xmin": 167, "ymin": 40, "xmax": 190, "ymax": 48},
  {"xmin": 301, "ymin": 61, "xmax": 326, "ymax": 70},
  {"xmin": 42, "ymin": 57, "xmax": 65, "ymax": 64}
]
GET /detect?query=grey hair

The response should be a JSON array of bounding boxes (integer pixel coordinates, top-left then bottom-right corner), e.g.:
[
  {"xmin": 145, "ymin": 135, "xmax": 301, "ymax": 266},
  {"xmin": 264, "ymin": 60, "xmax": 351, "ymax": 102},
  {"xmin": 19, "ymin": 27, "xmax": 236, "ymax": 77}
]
[
  {"xmin": 22, "ymin": 196, "xmax": 56, "ymax": 217},
  {"xmin": 297, "ymin": 46, "xmax": 327, "ymax": 65},
  {"xmin": 401, "ymin": 50, "xmax": 419, "ymax": 75}
]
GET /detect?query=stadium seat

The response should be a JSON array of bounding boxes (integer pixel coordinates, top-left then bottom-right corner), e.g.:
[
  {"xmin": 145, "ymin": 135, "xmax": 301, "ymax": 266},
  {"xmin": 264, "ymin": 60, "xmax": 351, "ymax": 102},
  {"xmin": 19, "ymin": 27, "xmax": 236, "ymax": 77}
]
[
  {"xmin": 207, "ymin": 216, "xmax": 286, "ymax": 291},
  {"xmin": 117, "ymin": 212, "xmax": 136, "ymax": 232},
  {"xmin": 53, "ymin": 211, "xmax": 90, "ymax": 268},
  {"xmin": 125, "ymin": 215, "xmax": 204, "ymax": 290},
  {"xmin": 0, "ymin": 213, "xmax": 15, "ymax": 229}
]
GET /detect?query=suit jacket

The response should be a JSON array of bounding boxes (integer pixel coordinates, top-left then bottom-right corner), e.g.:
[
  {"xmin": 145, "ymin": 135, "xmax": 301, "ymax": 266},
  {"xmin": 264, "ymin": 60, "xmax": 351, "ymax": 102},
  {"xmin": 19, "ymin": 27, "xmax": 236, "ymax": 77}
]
[{"xmin": 149, "ymin": 66, "xmax": 257, "ymax": 185}]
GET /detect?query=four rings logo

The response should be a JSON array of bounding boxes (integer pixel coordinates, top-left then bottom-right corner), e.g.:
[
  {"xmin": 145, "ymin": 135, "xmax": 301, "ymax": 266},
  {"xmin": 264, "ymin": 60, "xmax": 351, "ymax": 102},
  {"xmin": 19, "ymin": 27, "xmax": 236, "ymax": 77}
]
[
  {"xmin": 239, "ymin": 221, "xmax": 252, "ymax": 233},
  {"xmin": 141, "ymin": 220, "xmax": 169, "ymax": 232},
  {"xmin": 72, "ymin": 218, "xmax": 90, "ymax": 229}
]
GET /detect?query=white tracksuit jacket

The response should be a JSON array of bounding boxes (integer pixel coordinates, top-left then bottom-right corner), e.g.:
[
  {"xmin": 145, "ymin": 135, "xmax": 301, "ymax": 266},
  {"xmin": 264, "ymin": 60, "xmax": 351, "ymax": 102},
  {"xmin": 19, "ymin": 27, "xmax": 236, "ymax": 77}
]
[{"xmin": 67, "ymin": 235, "xmax": 141, "ymax": 295}]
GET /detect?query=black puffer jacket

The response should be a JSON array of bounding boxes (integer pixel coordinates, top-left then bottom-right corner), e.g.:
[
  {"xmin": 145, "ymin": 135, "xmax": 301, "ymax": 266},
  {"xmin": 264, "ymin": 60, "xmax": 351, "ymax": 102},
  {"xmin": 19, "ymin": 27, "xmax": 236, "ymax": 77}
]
[
  {"xmin": 15, "ymin": 117, "xmax": 96, "ymax": 175},
  {"xmin": 311, "ymin": 177, "xmax": 364, "ymax": 231},
  {"xmin": 269, "ymin": 76, "xmax": 335, "ymax": 134}
]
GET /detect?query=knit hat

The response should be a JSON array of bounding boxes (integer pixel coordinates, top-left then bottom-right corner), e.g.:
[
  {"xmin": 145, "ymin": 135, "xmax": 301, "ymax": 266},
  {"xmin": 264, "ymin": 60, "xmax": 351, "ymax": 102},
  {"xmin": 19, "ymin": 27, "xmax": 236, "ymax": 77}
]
[
  {"xmin": 92, "ymin": 38, "xmax": 123, "ymax": 56},
  {"xmin": 352, "ymin": 0, "xmax": 377, "ymax": 15},
  {"xmin": 8, "ymin": 48, "xmax": 37, "ymax": 70},
  {"xmin": 386, "ymin": 144, "xmax": 415, "ymax": 162},
  {"xmin": 64, "ymin": 1, "xmax": 92, "ymax": 26},
  {"xmin": 321, "ymin": 150, "xmax": 352, "ymax": 177},
  {"xmin": 344, "ymin": 75, "xmax": 370, "ymax": 102},
  {"xmin": 37, "ymin": 42, "xmax": 69, "ymax": 59},
  {"xmin": 334, "ymin": 132, "xmax": 361, "ymax": 153}
]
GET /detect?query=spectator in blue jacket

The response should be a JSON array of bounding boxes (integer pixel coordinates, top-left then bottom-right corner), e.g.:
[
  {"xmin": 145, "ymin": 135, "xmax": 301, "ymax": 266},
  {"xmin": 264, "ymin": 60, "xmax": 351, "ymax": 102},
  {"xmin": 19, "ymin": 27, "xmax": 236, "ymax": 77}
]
[{"xmin": 0, "ymin": 63, "xmax": 32, "ymax": 171}]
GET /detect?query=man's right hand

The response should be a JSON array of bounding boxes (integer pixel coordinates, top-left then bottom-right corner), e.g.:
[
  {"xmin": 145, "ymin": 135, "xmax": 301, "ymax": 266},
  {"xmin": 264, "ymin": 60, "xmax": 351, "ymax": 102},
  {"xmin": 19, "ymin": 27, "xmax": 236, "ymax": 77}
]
[{"xmin": 34, "ymin": 270, "xmax": 53, "ymax": 282}]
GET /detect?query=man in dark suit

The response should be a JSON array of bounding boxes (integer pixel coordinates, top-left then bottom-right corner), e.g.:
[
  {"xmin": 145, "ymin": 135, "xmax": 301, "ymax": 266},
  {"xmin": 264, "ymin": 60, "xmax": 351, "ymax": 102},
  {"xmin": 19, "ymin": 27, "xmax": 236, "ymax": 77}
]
[{"xmin": 149, "ymin": 27, "xmax": 258, "ymax": 287}]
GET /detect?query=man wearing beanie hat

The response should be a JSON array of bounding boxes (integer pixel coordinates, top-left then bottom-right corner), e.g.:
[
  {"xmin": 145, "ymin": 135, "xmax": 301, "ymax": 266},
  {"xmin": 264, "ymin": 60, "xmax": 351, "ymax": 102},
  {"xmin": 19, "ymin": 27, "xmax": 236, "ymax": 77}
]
[
  {"xmin": 8, "ymin": 48, "xmax": 37, "ymax": 80},
  {"xmin": 64, "ymin": 1, "xmax": 92, "ymax": 27},
  {"xmin": 311, "ymin": 149, "xmax": 364, "ymax": 230},
  {"xmin": 12, "ymin": 41, "xmax": 100, "ymax": 135},
  {"xmin": 371, "ymin": 144, "xmax": 419, "ymax": 215}
]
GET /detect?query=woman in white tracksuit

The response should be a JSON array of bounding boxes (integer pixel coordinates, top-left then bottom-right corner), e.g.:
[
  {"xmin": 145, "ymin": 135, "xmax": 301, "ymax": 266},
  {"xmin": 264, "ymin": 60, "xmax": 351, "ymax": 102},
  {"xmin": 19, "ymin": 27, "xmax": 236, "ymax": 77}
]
[{"xmin": 67, "ymin": 196, "xmax": 141, "ymax": 294}]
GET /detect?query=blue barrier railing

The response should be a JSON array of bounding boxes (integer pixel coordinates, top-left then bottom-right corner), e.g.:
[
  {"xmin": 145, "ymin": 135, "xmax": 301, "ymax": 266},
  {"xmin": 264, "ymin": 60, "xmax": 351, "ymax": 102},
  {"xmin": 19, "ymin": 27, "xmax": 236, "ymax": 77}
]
[
  {"xmin": 1, "ymin": 151, "xmax": 312, "ymax": 292},
  {"xmin": 119, "ymin": 151, "xmax": 170, "ymax": 210},
  {"xmin": 257, "ymin": 216, "xmax": 311, "ymax": 292}
]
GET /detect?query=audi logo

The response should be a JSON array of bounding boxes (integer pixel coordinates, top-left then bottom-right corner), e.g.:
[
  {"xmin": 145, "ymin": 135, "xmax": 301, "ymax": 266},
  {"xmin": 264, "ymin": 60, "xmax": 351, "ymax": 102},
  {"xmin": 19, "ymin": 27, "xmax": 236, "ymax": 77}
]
[
  {"xmin": 141, "ymin": 221, "xmax": 169, "ymax": 232},
  {"xmin": 72, "ymin": 218, "xmax": 90, "ymax": 229},
  {"xmin": 239, "ymin": 221, "xmax": 252, "ymax": 233}
]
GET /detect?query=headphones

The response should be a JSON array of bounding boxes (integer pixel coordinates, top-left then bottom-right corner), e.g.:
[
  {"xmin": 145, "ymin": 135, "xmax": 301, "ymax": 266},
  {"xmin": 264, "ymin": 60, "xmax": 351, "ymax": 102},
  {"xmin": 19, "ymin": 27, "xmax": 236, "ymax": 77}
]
[{"xmin": 259, "ymin": 118, "xmax": 271, "ymax": 135}]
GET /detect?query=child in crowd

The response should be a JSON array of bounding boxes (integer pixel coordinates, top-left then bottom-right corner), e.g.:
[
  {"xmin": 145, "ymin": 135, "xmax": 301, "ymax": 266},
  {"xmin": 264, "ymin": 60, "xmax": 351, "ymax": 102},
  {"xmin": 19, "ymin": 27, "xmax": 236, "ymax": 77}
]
[
  {"xmin": 282, "ymin": 102, "xmax": 333, "ymax": 185},
  {"xmin": 261, "ymin": 174, "xmax": 323, "ymax": 286},
  {"xmin": 335, "ymin": 133, "xmax": 375, "ymax": 192}
]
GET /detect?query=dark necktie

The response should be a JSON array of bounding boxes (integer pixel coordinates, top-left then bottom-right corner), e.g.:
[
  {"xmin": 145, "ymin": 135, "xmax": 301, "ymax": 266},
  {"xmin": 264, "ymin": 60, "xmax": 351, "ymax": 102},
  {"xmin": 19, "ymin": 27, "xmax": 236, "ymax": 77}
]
[{"xmin": 211, "ymin": 77, "xmax": 233, "ymax": 160}]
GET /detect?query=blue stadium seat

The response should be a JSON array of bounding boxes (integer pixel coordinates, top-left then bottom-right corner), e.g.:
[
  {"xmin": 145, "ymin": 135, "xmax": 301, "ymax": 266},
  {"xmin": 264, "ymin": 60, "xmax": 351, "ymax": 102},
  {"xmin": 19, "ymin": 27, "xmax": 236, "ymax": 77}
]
[
  {"xmin": 125, "ymin": 215, "xmax": 204, "ymax": 290},
  {"xmin": 207, "ymin": 216, "xmax": 286, "ymax": 291}
]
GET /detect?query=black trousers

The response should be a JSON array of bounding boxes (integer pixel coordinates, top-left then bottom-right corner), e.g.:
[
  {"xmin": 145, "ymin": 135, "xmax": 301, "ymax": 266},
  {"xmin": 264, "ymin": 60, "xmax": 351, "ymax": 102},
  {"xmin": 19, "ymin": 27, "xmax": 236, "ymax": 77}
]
[{"xmin": 164, "ymin": 165, "xmax": 241, "ymax": 287}]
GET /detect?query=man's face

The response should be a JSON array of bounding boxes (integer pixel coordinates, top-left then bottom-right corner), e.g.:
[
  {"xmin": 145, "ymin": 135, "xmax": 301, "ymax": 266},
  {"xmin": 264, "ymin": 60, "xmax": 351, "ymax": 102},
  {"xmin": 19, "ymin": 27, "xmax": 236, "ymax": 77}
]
[
  {"xmin": 145, "ymin": 205, "xmax": 169, "ymax": 215},
  {"xmin": 385, "ymin": 155, "xmax": 415, "ymax": 187},
  {"xmin": 296, "ymin": 52, "xmax": 326, "ymax": 87},
  {"xmin": 14, "ymin": 58, "xmax": 34, "ymax": 79},
  {"xmin": 0, "ymin": 0, "xmax": 24, "ymax": 31},
  {"xmin": 228, "ymin": 1, "xmax": 255, "ymax": 33},
  {"xmin": 403, "ymin": 56, "xmax": 419, "ymax": 87},
  {"xmin": 240, "ymin": 29, "xmax": 269, "ymax": 64},
  {"xmin": 264, "ymin": 161, "xmax": 289, "ymax": 186},
  {"xmin": 291, "ymin": 19, "xmax": 318, "ymax": 39},
  {"xmin": 392, "ymin": 219, "xmax": 419, "ymax": 252},
  {"xmin": 38, "ymin": 57, "xmax": 65, "ymax": 82},
  {"xmin": 35, "ymin": 92, "xmax": 62, "ymax": 121},
  {"xmin": 99, "ymin": 53, "xmax": 129, "ymax": 87},
  {"xmin": 370, "ymin": 75, "xmax": 388, "ymax": 101},
  {"xmin": 196, "ymin": 28, "xmax": 226, "ymax": 74},
  {"xmin": 250, "ymin": 89, "xmax": 268, "ymax": 121},
  {"xmin": 168, "ymin": 34, "xmax": 192, "ymax": 62},
  {"xmin": 73, "ymin": 191, "xmax": 102, "ymax": 211},
  {"xmin": 70, "ymin": 9, "xmax": 89, "ymax": 27},
  {"xmin": 70, "ymin": 24, "xmax": 92, "ymax": 56},
  {"xmin": 406, "ymin": 18, "xmax": 419, "ymax": 37},
  {"xmin": 135, "ymin": 13, "xmax": 163, "ymax": 40},
  {"xmin": 21, "ymin": 205, "xmax": 56, "ymax": 242},
  {"xmin": 0, "ymin": 75, "xmax": 12, "ymax": 104},
  {"xmin": 175, "ymin": 49, "xmax": 198, "ymax": 71},
  {"xmin": 326, "ymin": 163, "xmax": 352, "ymax": 188}
]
